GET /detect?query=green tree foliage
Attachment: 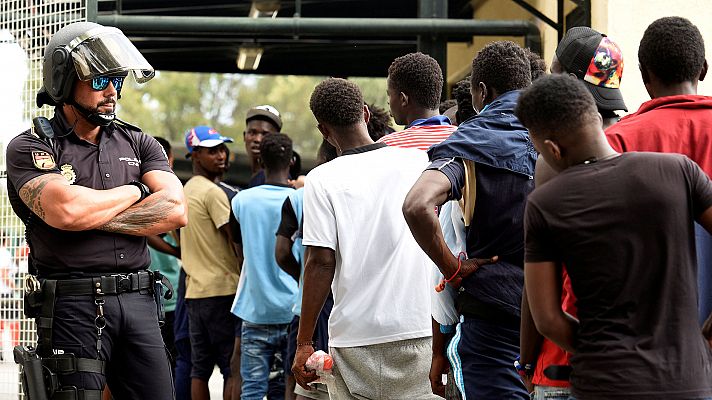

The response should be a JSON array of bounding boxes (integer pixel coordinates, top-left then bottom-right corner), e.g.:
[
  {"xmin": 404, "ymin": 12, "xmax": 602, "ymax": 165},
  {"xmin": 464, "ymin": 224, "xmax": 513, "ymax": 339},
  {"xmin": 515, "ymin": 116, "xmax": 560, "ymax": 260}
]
[{"xmin": 117, "ymin": 72, "xmax": 391, "ymax": 159}]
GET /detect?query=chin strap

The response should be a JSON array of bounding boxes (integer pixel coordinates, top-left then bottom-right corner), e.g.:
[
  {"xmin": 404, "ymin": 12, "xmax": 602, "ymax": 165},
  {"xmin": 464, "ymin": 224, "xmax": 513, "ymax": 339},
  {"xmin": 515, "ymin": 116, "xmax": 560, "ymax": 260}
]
[{"xmin": 69, "ymin": 100, "xmax": 115, "ymax": 127}]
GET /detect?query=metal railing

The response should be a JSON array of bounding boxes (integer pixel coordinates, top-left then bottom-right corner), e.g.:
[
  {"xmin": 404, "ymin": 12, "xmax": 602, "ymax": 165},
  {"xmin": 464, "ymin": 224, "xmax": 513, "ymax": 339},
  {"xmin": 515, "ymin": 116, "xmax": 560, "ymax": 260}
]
[{"xmin": 0, "ymin": 1, "xmax": 86, "ymax": 397}]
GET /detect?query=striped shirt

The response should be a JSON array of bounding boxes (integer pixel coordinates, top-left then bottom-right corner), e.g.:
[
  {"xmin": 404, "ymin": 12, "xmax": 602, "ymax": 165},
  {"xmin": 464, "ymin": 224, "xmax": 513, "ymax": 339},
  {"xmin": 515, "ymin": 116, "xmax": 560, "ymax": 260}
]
[{"xmin": 377, "ymin": 116, "xmax": 457, "ymax": 151}]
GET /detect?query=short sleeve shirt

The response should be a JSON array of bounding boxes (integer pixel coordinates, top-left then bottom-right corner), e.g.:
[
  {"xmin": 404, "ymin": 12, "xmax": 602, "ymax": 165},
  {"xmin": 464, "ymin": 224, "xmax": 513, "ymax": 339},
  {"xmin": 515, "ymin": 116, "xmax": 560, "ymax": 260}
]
[
  {"xmin": 525, "ymin": 152, "xmax": 712, "ymax": 399},
  {"xmin": 180, "ymin": 175, "xmax": 239, "ymax": 299},
  {"xmin": 303, "ymin": 144, "xmax": 433, "ymax": 347},
  {"xmin": 5, "ymin": 109, "xmax": 172, "ymax": 275},
  {"xmin": 230, "ymin": 184, "xmax": 298, "ymax": 324}
]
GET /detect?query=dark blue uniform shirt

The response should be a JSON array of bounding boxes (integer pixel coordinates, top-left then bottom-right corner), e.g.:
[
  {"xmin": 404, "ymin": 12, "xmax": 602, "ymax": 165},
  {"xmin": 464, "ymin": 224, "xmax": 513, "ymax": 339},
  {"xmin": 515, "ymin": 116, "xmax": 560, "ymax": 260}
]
[{"xmin": 6, "ymin": 109, "xmax": 173, "ymax": 276}]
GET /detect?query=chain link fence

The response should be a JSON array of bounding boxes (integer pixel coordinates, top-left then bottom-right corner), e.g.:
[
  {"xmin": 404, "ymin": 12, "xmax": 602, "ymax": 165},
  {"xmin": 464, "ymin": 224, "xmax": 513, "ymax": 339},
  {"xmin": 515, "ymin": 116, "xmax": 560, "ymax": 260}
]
[{"xmin": 0, "ymin": 1, "xmax": 86, "ymax": 397}]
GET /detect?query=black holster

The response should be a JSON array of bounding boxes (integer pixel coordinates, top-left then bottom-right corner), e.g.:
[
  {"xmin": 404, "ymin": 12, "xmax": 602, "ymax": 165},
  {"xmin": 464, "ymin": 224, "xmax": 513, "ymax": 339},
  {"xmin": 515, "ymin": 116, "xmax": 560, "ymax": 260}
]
[
  {"xmin": 16, "ymin": 276, "xmax": 106, "ymax": 400},
  {"xmin": 14, "ymin": 345, "xmax": 48, "ymax": 400},
  {"xmin": 151, "ymin": 271, "xmax": 173, "ymax": 327}
]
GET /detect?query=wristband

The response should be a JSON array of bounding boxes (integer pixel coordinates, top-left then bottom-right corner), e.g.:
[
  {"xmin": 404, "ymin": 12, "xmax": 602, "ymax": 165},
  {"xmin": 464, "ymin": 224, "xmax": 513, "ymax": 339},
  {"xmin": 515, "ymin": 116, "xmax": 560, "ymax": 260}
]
[
  {"xmin": 297, "ymin": 341, "xmax": 315, "ymax": 347},
  {"xmin": 514, "ymin": 356, "xmax": 534, "ymax": 378},
  {"xmin": 435, "ymin": 252, "xmax": 466, "ymax": 292},
  {"xmin": 127, "ymin": 180, "xmax": 151, "ymax": 204}
]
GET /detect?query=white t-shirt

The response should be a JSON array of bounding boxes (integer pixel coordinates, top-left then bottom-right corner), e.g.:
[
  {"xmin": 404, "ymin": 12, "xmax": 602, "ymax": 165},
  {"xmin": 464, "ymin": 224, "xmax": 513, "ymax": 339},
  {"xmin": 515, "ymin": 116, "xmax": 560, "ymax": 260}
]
[{"xmin": 303, "ymin": 144, "xmax": 432, "ymax": 347}]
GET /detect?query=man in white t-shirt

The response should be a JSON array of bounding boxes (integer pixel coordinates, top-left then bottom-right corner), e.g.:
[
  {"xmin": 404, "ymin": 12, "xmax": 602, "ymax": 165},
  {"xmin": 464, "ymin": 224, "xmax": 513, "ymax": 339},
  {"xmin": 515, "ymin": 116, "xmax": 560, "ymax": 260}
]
[{"xmin": 291, "ymin": 77, "xmax": 438, "ymax": 400}]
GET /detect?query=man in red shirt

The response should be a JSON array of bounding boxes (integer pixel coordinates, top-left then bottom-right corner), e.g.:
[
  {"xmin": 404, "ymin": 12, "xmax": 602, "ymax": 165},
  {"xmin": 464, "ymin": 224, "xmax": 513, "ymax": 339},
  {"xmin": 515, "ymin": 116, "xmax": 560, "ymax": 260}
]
[
  {"xmin": 605, "ymin": 16, "xmax": 712, "ymax": 324},
  {"xmin": 378, "ymin": 52, "xmax": 457, "ymax": 151}
]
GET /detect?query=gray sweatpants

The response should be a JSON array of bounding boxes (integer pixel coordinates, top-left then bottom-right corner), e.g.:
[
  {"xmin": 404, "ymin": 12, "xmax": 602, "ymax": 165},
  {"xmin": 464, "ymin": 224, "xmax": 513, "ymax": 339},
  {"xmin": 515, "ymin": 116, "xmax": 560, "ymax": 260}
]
[{"xmin": 329, "ymin": 337, "xmax": 440, "ymax": 400}]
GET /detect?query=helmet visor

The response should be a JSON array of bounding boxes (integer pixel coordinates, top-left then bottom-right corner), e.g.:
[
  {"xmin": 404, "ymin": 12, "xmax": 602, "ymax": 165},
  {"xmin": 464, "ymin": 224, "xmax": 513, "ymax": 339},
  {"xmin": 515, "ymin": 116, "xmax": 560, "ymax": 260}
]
[{"xmin": 69, "ymin": 26, "xmax": 154, "ymax": 83}]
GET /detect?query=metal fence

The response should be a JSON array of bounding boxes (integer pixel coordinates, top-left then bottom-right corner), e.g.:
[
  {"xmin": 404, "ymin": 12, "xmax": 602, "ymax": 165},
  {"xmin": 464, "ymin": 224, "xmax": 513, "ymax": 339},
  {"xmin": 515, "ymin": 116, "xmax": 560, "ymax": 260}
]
[{"xmin": 0, "ymin": 1, "xmax": 86, "ymax": 398}]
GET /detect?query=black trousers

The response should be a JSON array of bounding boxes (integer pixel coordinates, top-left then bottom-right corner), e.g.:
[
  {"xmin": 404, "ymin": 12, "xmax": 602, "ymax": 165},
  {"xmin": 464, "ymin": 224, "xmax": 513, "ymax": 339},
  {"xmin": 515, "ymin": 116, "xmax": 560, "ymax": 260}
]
[{"xmin": 52, "ymin": 290, "xmax": 174, "ymax": 399}]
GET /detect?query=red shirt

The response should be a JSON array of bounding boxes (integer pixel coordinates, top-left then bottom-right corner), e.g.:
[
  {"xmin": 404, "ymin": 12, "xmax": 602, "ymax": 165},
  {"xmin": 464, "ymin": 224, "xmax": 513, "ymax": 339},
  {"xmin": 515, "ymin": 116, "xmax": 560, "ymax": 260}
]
[
  {"xmin": 377, "ymin": 121, "xmax": 456, "ymax": 151},
  {"xmin": 606, "ymin": 95, "xmax": 712, "ymax": 177},
  {"xmin": 533, "ymin": 268, "xmax": 577, "ymax": 387}
]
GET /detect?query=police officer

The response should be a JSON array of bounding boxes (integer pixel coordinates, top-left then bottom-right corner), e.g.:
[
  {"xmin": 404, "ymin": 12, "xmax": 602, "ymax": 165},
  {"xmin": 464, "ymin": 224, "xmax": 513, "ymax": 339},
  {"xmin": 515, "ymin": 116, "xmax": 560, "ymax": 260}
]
[{"xmin": 6, "ymin": 21, "xmax": 187, "ymax": 399}]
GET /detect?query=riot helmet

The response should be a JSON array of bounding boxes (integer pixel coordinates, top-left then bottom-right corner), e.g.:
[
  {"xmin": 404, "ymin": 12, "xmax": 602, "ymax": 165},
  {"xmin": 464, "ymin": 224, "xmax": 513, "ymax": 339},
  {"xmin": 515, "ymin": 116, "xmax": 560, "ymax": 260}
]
[{"xmin": 37, "ymin": 21, "xmax": 154, "ymax": 126}]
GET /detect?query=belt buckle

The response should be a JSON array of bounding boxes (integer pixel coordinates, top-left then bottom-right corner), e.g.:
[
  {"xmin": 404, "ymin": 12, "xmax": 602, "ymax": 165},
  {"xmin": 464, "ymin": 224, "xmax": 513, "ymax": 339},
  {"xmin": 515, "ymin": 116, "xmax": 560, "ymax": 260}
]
[{"xmin": 115, "ymin": 274, "xmax": 131, "ymax": 293}]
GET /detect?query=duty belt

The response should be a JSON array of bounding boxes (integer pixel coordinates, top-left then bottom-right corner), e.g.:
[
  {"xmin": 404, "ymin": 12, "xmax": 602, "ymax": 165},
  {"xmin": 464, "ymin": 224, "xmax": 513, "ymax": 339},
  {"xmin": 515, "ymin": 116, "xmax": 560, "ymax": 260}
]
[{"xmin": 54, "ymin": 271, "xmax": 154, "ymax": 296}]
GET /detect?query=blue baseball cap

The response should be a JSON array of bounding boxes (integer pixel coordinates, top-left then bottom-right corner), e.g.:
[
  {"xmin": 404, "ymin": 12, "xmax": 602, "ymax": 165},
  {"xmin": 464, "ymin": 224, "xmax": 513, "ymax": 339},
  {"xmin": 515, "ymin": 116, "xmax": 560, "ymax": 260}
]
[{"xmin": 185, "ymin": 125, "xmax": 233, "ymax": 158}]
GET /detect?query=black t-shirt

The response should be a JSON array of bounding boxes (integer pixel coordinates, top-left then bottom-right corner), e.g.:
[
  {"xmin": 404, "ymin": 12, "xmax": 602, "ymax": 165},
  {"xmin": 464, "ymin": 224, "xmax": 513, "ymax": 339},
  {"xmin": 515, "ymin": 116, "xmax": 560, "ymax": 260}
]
[
  {"xmin": 526, "ymin": 152, "xmax": 712, "ymax": 399},
  {"xmin": 6, "ymin": 110, "xmax": 173, "ymax": 275}
]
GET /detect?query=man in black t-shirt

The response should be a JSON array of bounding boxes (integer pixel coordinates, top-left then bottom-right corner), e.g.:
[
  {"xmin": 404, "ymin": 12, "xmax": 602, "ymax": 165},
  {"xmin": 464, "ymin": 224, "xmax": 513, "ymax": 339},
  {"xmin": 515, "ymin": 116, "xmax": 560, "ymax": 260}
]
[{"xmin": 516, "ymin": 74, "xmax": 712, "ymax": 399}]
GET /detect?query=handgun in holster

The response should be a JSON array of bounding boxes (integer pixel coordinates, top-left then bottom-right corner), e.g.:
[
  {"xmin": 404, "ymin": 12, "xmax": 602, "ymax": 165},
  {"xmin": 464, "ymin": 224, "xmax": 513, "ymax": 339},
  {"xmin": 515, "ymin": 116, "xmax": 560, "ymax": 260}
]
[
  {"xmin": 24, "ymin": 274, "xmax": 43, "ymax": 318},
  {"xmin": 13, "ymin": 345, "xmax": 49, "ymax": 400}
]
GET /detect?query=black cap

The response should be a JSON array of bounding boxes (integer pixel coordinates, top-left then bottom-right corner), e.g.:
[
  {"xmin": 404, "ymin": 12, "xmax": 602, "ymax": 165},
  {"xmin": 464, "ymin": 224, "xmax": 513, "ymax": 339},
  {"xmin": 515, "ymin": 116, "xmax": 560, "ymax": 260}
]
[{"xmin": 556, "ymin": 27, "xmax": 627, "ymax": 112}]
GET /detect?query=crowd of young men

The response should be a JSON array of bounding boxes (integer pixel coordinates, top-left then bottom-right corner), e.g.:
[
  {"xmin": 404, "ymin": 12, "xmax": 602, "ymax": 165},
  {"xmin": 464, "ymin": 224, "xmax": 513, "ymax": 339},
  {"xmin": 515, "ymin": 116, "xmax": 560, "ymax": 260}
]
[{"xmin": 147, "ymin": 15, "xmax": 712, "ymax": 400}]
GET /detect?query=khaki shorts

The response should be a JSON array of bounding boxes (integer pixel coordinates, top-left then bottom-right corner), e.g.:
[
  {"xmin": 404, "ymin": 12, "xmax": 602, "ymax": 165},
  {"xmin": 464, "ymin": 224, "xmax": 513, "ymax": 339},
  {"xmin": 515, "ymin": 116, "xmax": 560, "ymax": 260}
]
[{"xmin": 329, "ymin": 337, "xmax": 440, "ymax": 400}]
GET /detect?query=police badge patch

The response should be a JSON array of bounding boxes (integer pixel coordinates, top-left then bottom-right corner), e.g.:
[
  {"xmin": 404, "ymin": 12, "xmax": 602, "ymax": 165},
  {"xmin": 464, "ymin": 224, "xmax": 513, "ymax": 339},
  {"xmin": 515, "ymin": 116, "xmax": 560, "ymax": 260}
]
[
  {"xmin": 31, "ymin": 151, "xmax": 56, "ymax": 170},
  {"xmin": 60, "ymin": 164, "xmax": 77, "ymax": 184}
]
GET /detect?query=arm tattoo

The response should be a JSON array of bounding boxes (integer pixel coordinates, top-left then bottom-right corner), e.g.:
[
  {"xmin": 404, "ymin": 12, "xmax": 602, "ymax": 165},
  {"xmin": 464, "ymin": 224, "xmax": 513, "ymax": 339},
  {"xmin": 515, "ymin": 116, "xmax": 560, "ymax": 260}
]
[
  {"xmin": 98, "ymin": 192, "xmax": 175, "ymax": 235},
  {"xmin": 18, "ymin": 175, "xmax": 64, "ymax": 220}
]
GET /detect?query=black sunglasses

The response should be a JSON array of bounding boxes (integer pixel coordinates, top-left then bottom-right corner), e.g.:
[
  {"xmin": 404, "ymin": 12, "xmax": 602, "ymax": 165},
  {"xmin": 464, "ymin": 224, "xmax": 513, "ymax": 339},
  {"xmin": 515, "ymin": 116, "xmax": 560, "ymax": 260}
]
[{"xmin": 90, "ymin": 76, "xmax": 125, "ymax": 93}]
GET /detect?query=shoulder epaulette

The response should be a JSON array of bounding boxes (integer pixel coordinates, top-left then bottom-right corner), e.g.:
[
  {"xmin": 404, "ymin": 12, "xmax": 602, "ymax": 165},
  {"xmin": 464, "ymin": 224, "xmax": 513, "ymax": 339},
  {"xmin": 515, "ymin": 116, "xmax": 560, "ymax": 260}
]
[{"xmin": 113, "ymin": 118, "xmax": 143, "ymax": 133}]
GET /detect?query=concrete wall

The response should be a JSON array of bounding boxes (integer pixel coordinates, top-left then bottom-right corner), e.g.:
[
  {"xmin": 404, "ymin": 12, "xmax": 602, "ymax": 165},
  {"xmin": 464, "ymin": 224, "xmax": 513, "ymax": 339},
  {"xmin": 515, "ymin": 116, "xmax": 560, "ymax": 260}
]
[
  {"xmin": 445, "ymin": 0, "xmax": 574, "ymax": 90},
  {"xmin": 446, "ymin": 0, "xmax": 712, "ymax": 115},
  {"xmin": 596, "ymin": 0, "xmax": 712, "ymax": 115}
]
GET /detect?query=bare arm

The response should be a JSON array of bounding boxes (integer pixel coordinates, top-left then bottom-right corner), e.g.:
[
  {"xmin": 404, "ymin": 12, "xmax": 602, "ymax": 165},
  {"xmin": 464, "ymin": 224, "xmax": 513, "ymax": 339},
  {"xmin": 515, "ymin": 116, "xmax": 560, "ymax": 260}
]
[
  {"xmin": 147, "ymin": 234, "xmax": 180, "ymax": 258},
  {"xmin": 19, "ymin": 174, "xmax": 141, "ymax": 231},
  {"xmin": 430, "ymin": 318, "xmax": 448, "ymax": 398},
  {"xmin": 275, "ymin": 235, "xmax": 300, "ymax": 281},
  {"xmin": 525, "ymin": 261, "xmax": 578, "ymax": 353},
  {"xmin": 402, "ymin": 170, "xmax": 495, "ymax": 284},
  {"xmin": 519, "ymin": 285, "xmax": 543, "ymax": 392},
  {"xmin": 99, "ymin": 170, "xmax": 187, "ymax": 236},
  {"xmin": 403, "ymin": 171, "xmax": 459, "ymax": 277},
  {"xmin": 703, "ymin": 312, "xmax": 712, "ymax": 347},
  {"xmin": 292, "ymin": 245, "xmax": 335, "ymax": 389}
]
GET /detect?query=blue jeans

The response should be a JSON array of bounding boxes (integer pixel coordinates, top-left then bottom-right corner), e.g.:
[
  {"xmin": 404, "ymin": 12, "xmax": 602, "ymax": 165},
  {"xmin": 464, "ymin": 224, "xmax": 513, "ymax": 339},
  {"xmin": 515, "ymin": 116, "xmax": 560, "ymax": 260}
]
[
  {"xmin": 240, "ymin": 321, "xmax": 289, "ymax": 400},
  {"xmin": 532, "ymin": 386, "xmax": 570, "ymax": 400}
]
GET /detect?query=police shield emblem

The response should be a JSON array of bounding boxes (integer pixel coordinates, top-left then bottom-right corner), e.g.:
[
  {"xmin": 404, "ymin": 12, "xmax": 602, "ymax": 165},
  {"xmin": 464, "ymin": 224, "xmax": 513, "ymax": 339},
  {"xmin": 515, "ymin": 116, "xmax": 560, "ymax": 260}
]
[
  {"xmin": 31, "ymin": 151, "xmax": 56, "ymax": 170},
  {"xmin": 60, "ymin": 164, "xmax": 77, "ymax": 184}
]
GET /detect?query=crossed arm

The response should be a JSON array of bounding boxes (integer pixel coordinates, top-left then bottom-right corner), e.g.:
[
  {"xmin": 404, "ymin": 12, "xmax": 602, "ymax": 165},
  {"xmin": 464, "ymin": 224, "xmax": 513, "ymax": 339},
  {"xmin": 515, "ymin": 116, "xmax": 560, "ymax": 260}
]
[{"xmin": 19, "ymin": 170, "xmax": 187, "ymax": 236}]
